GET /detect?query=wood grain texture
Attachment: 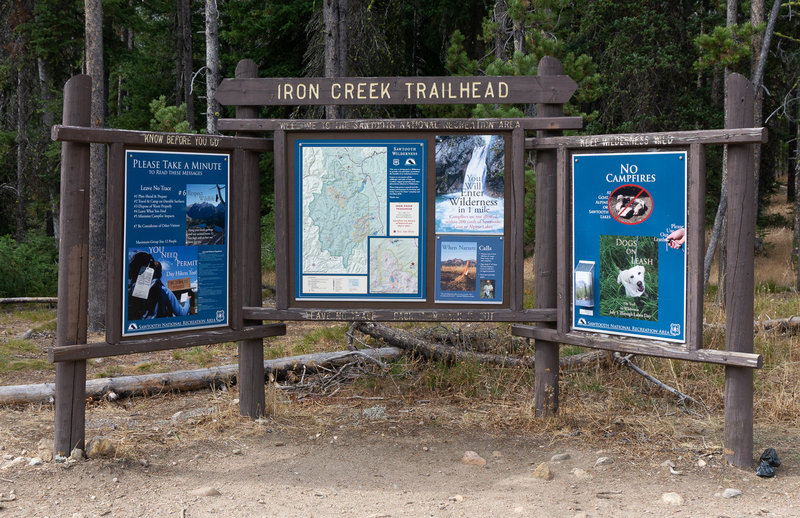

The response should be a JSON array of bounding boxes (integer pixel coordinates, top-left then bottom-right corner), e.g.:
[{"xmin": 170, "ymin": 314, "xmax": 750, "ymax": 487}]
[
  {"xmin": 526, "ymin": 128, "xmax": 767, "ymax": 150},
  {"xmin": 511, "ymin": 325, "xmax": 762, "ymax": 368},
  {"xmin": 52, "ymin": 125, "xmax": 272, "ymax": 151},
  {"xmin": 49, "ymin": 324, "xmax": 287, "ymax": 363},
  {"xmin": 216, "ymin": 75, "xmax": 578, "ymax": 106},
  {"xmin": 55, "ymin": 74, "xmax": 91, "ymax": 455},
  {"xmin": 218, "ymin": 117, "xmax": 582, "ymax": 132},
  {"xmin": 724, "ymin": 73, "xmax": 755, "ymax": 467}
]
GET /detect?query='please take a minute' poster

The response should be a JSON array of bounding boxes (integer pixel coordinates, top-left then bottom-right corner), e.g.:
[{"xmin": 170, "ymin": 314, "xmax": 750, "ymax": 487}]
[
  {"xmin": 572, "ymin": 152, "xmax": 686, "ymax": 342},
  {"xmin": 123, "ymin": 150, "xmax": 229, "ymax": 336}
]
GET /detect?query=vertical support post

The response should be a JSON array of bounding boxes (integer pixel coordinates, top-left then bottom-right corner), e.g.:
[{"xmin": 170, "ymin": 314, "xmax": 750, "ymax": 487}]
[
  {"xmin": 724, "ymin": 73, "xmax": 755, "ymax": 467},
  {"xmin": 54, "ymin": 75, "xmax": 91, "ymax": 456},
  {"xmin": 235, "ymin": 59, "xmax": 266, "ymax": 417},
  {"xmin": 533, "ymin": 57, "xmax": 565, "ymax": 416},
  {"xmin": 686, "ymin": 144, "xmax": 706, "ymax": 350}
]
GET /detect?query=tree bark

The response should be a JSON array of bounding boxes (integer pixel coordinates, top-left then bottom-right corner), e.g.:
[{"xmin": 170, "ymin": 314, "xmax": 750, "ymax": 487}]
[
  {"xmin": 0, "ymin": 348, "xmax": 404, "ymax": 405},
  {"xmin": 323, "ymin": 0, "xmax": 348, "ymax": 119},
  {"xmin": 205, "ymin": 0, "xmax": 220, "ymax": 134},
  {"xmin": 704, "ymin": 0, "xmax": 738, "ymax": 294},
  {"xmin": 86, "ymin": 0, "xmax": 106, "ymax": 331},
  {"xmin": 15, "ymin": 61, "xmax": 31, "ymax": 243},
  {"xmin": 178, "ymin": 0, "xmax": 194, "ymax": 129},
  {"xmin": 493, "ymin": 0, "xmax": 508, "ymax": 61}
]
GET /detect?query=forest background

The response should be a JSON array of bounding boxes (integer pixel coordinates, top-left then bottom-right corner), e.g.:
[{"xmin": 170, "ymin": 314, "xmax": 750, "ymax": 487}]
[{"xmin": 0, "ymin": 0, "xmax": 799, "ymax": 317}]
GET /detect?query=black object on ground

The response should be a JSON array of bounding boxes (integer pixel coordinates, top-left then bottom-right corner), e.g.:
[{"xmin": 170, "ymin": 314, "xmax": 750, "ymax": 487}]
[{"xmin": 755, "ymin": 448, "xmax": 781, "ymax": 478}]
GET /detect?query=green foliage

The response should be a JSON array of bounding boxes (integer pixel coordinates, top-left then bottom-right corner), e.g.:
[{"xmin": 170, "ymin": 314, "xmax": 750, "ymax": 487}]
[
  {"xmin": 149, "ymin": 96, "xmax": 193, "ymax": 133},
  {"xmin": 695, "ymin": 22, "xmax": 762, "ymax": 73},
  {"xmin": 0, "ymin": 233, "xmax": 58, "ymax": 297}
]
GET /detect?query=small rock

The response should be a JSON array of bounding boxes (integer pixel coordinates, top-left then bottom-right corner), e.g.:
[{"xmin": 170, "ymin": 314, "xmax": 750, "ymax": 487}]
[
  {"xmin": 191, "ymin": 487, "xmax": 221, "ymax": 497},
  {"xmin": 54, "ymin": 454, "xmax": 67, "ymax": 463},
  {"xmin": 697, "ymin": 458, "xmax": 707, "ymax": 468},
  {"xmin": 37, "ymin": 438, "xmax": 53, "ymax": 462},
  {"xmin": 513, "ymin": 507, "xmax": 525, "ymax": 514},
  {"xmin": 595, "ymin": 456, "xmax": 614, "ymax": 467},
  {"xmin": 448, "ymin": 494, "xmax": 464, "ymax": 502},
  {"xmin": 722, "ymin": 488, "xmax": 743, "ymax": 499},
  {"xmin": 69, "ymin": 448, "xmax": 84, "ymax": 461},
  {"xmin": 573, "ymin": 513, "xmax": 589, "ymax": 518},
  {"xmin": 533, "ymin": 462, "xmax": 554, "ymax": 480},
  {"xmin": 86, "ymin": 437, "xmax": 116, "ymax": 459},
  {"xmin": 491, "ymin": 450, "xmax": 503, "ymax": 458},
  {"xmin": 1, "ymin": 454, "xmax": 12, "ymax": 461},
  {"xmin": 461, "ymin": 451, "xmax": 486, "ymax": 467},
  {"xmin": 1, "ymin": 457, "xmax": 29, "ymax": 470},
  {"xmin": 362, "ymin": 405, "xmax": 386, "ymax": 420},
  {"xmin": 660, "ymin": 460, "xmax": 676, "ymax": 468},
  {"xmin": 139, "ymin": 458, "xmax": 149, "ymax": 468},
  {"xmin": 661, "ymin": 492, "xmax": 684, "ymax": 505},
  {"xmin": 112, "ymin": 477, "xmax": 119, "ymax": 483},
  {"xmin": 550, "ymin": 453, "xmax": 571, "ymax": 462},
  {"xmin": 232, "ymin": 449, "xmax": 242, "ymax": 455},
  {"xmin": 570, "ymin": 468, "xmax": 591, "ymax": 480},
  {"xmin": 28, "ymin": 457, "xmax": 43, "ymax": 466}
]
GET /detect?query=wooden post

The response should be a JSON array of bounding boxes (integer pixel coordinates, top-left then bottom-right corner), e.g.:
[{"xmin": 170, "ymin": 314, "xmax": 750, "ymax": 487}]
[
  {"xmin": 533, "ymin": 57, "xmax": 564, "ymax": 416},
  {"xmin": 724, "ymin": 73, "xmax": 755, "ymax": 467},
  {"xmin": 234, "ymin": 59, "xmax": 266, "ymax": 417},
  {"xmin": 54, "ymin": 75, "xmax": 91, "ymax": 456}
]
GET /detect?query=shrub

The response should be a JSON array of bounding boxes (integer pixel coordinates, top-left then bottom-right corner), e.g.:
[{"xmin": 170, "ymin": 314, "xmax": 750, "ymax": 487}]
[{"xmin": 0, "ymin": 233, "xmax": 58, "ymax": 297}]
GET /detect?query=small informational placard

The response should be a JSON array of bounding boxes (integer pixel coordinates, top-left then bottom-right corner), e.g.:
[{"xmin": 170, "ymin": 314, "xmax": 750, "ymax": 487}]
[
  {"xmin": 572, "ymin": 152, "xmax": 686, "ymax": 342},
  {"xmin": 434, "ymin": 135, "xmax": 505, "ymax": 304},
  {"xmin": 123, "ymin": 150, "xmax": 229, "ymax": 336},
  {"xmin": 434, "ymin": 235, "xmax": 503, "ymax": 303},
  {"xmin": 295, "ymin": 139, "xmax": 426, "ymax": 301}
]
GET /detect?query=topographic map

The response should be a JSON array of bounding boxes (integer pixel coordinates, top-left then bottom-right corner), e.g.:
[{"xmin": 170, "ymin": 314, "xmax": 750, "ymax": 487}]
[
  {"xmin": 302, "ymin": 145, "xmax": 388, "ymax": 275},
  {"xmin": 369, "ymin": 238, "xmax": 419, "ymax": 294}
]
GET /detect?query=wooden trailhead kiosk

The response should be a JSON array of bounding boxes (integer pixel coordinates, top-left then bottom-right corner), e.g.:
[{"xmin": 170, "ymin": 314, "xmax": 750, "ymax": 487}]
[{"xmin": 52, "ymin": 57, "xmax": 765, "ymax": 467}]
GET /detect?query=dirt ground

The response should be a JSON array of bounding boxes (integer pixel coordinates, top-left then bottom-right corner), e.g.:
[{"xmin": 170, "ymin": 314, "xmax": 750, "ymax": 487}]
[{"xmin": 1, "ymin": 385, "xmax": 799, "ymax": 518}]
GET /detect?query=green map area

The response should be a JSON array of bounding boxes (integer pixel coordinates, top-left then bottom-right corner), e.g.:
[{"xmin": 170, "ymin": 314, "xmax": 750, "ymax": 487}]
[
  {"xmin": 369, "ymin": 238, "xmax": 419, "ymax": 294},
  {"xmin": 302, "ymin": 146, "xmax": 388, "ymax": 274}
]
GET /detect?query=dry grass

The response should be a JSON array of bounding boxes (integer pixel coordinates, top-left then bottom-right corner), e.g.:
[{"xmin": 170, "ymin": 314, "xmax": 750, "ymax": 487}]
[{"xmin": 2, "ymin": 195, "xmax": 799, "ymax": 464}]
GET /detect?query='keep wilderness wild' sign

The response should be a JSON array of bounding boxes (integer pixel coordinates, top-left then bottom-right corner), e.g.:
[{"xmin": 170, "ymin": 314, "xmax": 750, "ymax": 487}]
[
  {"xmin": 123, "ymin": 150, "xmax": 230, "ymax": 336},
  {"xmin": 572, "ymin": 152, "xmax": 686, "ymax": 342}
]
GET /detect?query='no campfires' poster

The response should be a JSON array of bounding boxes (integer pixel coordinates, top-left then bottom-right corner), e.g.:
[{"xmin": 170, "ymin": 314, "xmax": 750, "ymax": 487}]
[{"xmin": 572, "ymin": 152, "xmax": 686, "ymax": 342}]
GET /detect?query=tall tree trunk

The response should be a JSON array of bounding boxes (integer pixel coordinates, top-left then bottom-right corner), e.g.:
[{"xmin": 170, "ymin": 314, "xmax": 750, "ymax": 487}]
[
  {"xmin": 179, "ymin": 0, "xmax": 194, "ymax": 129},
  {"xmin": 704, "ymin": 0, "xmax": 738, "ymax": 293},
  {"xmin": 323, "ymin": 0, "xmax": 348, "ymax": 119},
  {"xmin": 38, "ymin": 57, "xmax": 58, "ymax": 240},
  {"xmin": 15, "ymin": 63, "xmax": 31, "ymax": 243},
  {"xmin": 493, "ymin": 0, "xmax": 508, "ymax": 61},
  {"xmin": 795, "ymin": 95, "xmax": 800, "ymax": 291},
  {"xmin": 86, "ymin": 0, "xmax": 106, "ymax": 330},
  {"xmin": 205, "ymin": 0, "xmax": 219, "ymax": 134},
  {"xmin": 750, "ymin": 0, "xmax": 765, "ymax": 218},
  {"xmin": 789, "ymin": 101, "xmax": 797, "ymax": 202}
]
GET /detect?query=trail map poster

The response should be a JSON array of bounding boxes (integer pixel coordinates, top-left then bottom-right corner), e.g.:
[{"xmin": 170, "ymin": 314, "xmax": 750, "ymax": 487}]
[
  {"xmin": 295, "ymin": 140, "xmax": 426, "ymax": 301},
  {"xmin": 572, "ymin": 152, "xmax": 686, "ymax": 342},
  {"xmin": 433, "ymin": 135, "xmax": 505, "ymax": 303},
  {"xmin": 123, "ymin": 150, "xmax": 229, "ymax": 336}
]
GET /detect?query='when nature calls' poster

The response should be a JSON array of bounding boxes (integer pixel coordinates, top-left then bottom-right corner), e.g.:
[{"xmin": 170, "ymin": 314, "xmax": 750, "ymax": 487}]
[{"xmin": 434, "ymin": 135, "xmax": 504, "ymax": 304}]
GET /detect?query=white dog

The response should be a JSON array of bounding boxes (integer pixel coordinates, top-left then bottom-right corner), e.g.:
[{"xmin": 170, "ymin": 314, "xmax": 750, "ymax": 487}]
[{"xmin": 617, "ymin": 265, "xmax": 646, "ymax": 297}]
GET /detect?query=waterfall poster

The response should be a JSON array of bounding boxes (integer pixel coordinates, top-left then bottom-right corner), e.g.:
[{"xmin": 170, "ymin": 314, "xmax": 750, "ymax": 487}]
[{"xmin": 435, "ymin": 135, "xmax": 504, "ymax": 234}]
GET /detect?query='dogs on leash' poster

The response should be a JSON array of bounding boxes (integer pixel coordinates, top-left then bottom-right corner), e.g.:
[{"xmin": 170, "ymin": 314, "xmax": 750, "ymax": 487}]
[{"xmin": 572, "ymin": 152, "xmax": 686, "ymax": 342}]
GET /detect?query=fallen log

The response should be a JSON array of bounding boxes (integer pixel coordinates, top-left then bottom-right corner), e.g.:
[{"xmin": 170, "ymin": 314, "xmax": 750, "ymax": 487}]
[
  {"xmin": 704, "ymin": 316, "xmax": 800, "ymax": 335},
  {"xmin": 353, "ymin": 322, "xmax": 607, "ymax": 369},
  {"xmin": 0, "ymin": 347, "xmax": 402, "ymax": 405},
  {"xmin": 0, "ymin": 297, "xmax": 58, "ymax": 304}
]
